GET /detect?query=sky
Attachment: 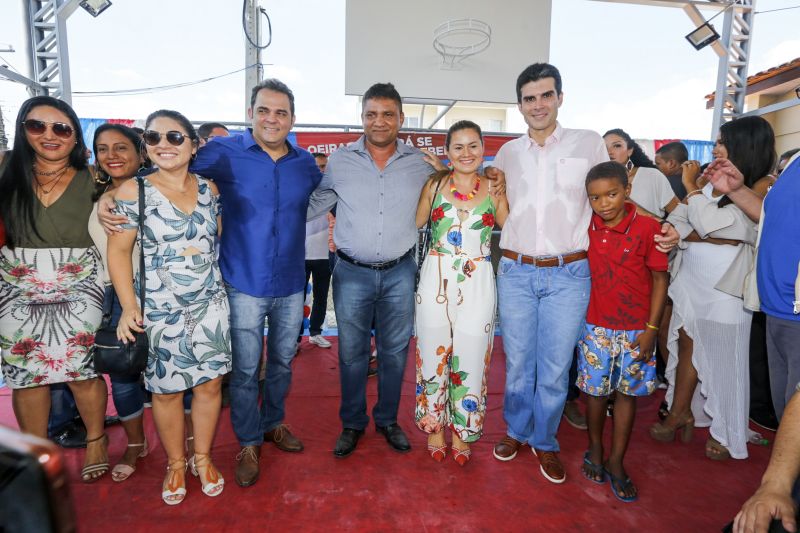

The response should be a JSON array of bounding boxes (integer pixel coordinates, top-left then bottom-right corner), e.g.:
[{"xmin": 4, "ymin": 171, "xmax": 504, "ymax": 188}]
[{"xmin": 1, "ymin": 0, "xmax": 798, "ymax": 144}]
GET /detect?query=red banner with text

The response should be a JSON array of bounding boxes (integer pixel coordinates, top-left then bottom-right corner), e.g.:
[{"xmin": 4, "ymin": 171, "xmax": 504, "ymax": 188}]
[{"xmin": 293, "ymin": 131, "xmax": 517, "ymax": 160}]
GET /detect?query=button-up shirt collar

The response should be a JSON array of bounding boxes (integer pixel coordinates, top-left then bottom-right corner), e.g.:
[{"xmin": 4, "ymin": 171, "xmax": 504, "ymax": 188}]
[
  {"xmin": 325, "ymin": 135, "xmax": 434, "ymax": 263},
  {"xmin": 522, "ymin": 122, "xmax": 564, "ymax": 151}
]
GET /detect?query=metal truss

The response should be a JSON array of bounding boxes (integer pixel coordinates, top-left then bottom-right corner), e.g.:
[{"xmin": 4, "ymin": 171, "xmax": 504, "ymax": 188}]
[
  {"xmin": 708, "ymin": 1, "xmax": 755, "ymax": 137},
  {"xmin": 590, "ymin": 0, "xmax": 756, "ymax": 139},
  {"xmin": 21, "ymin": 0, "xmax": 79, "ymax": 104}
]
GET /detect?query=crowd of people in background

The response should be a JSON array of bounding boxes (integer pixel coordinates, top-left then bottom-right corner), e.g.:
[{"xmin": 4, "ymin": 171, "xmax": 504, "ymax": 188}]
[{"xmin": 0, "ymin": 61, "xmax": 798, "ymax": 531}]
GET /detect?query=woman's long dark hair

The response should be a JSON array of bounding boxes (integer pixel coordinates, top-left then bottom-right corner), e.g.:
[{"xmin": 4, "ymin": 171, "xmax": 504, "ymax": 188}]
[
  {"xmin": 717, "ymin": 116, "xmax": 776, "ymax": 208},
  {"xmin": 603, "ymin": 128, "xmax": 656, "ymax": 169},
  {"xmin": 0, "ymin": 96, "xmax": 87, "ymax": 248},
  {"xmin": 91, "ymin": 123, "xmax": 146, "ymax": 202}
]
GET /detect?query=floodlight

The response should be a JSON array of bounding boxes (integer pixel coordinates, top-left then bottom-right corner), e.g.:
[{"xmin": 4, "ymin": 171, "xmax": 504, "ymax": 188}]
[
  {"xmin": 79, "ymin": 0, "xmax": 112, "ymax": 17},
  {"xmin": 685, "ymin": 22, "xmax": 719, "ymax": 51}
]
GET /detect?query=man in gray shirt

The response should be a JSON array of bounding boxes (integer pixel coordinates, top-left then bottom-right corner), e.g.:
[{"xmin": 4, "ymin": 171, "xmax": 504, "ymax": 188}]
[{"xmin": 309, "ymin": 83, "xmax": 439, "ymax": 457}]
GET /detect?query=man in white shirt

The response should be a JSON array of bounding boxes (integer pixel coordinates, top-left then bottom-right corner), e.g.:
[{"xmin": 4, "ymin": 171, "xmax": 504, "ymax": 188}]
[{"xmin": 490, "ymin": 63, "xmax": 612, "ymax": 483}]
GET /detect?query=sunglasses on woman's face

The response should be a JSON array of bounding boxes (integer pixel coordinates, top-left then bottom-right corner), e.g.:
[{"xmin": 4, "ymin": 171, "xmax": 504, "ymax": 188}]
[
  {"xmin": 22, "ymin": 119, "xmax": 74, "ymax": 139},
  {"xmin": 142, "ymin": 130, "xmax": 192, "ymax": 147}
]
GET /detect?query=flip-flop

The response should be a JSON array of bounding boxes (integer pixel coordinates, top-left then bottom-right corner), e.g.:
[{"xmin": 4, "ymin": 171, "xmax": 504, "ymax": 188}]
[
  {"xmin": 604, "ymin": 467, "xmax": 638, "ymax": 503},
  {"xmin": 581, "ymin": 451, "xmax": 606, "ymax": 485}
]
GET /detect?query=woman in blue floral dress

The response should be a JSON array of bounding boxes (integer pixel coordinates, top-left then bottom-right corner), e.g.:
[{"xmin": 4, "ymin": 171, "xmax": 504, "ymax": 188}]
[
  {"xmin": 108, "ymin": 110, "xmax": 231, "ymax": 505},
  {"xmin": 414, "ymin": 121, "xmax": 508, "ymax": 465}
]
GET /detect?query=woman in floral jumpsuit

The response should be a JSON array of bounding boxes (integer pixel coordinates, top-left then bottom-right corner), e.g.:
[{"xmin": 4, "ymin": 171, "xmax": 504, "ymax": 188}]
[{"xmin": 414, "ymin": 120, "xmax": 508, "ymax": 465}]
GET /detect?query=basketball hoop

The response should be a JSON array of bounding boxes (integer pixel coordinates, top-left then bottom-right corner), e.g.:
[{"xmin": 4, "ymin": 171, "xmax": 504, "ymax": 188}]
[{"xmin": 432, "ymin": 19, "xmax": 492, "ymax": 70}]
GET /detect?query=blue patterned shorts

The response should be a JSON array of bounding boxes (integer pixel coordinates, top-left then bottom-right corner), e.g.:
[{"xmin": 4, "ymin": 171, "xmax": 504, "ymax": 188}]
[{"xmin": 576, "ymin": 324, "xmax": 657, "ymax": 397}]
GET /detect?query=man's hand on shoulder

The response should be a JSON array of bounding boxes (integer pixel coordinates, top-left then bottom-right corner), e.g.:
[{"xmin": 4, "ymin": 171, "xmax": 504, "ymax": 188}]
[
  {"xmin": 484, "ymin": 166, "xmax": 506, "ymax": 197},
  {"xmin": 420, "ymin": 149, "xmax": 446, "ymax": 171}
]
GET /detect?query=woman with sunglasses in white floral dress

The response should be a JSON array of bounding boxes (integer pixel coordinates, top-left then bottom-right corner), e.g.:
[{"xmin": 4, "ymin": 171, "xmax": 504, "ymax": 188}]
[{"xmin": 109, "ymin": 109, "xmax": 231, "ymax": 505}]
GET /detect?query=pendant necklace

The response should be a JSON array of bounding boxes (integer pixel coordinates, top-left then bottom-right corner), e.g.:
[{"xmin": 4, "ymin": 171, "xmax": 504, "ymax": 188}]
[{"xmin": 35, "ymin": 166, "xmax": 68, "ymax": 195}]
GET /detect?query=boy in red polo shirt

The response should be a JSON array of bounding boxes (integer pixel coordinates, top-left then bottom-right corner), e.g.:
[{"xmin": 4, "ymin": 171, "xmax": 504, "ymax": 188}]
[{"xmin": 577, "ymin": 161, "xmax": 668, "ymax": 503}]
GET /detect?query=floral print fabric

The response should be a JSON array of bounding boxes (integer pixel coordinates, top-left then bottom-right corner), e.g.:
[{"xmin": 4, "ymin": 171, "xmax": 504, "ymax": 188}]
[
  {"xmin": 415, "ymin": 193, "xmax": 496, "ymax": 442},
  {"xmin": 115, "ymin": 176, "xmax": 231, "ymax": 393},
  {"xmin": 576, "ymin": 324, "xmax": 656, "ymax": 397},
  {"xmin": 0, "ymin": 247, "xmax": 103, "ymax": 389}
]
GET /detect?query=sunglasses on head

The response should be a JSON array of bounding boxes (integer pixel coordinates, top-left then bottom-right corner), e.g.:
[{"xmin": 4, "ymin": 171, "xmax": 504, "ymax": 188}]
[
  {"xmin": 142, "ymin": 130, "xmax": 193, "ymax": 147},
  {"xmin": 22, "ymin": 119, "xmax": 74, "ymax": 139}
]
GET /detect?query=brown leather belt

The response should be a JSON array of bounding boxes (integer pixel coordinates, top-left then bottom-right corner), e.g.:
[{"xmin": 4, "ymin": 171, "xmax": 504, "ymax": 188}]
[{"xmin": 501, "ymin": 249, "xmax": 587, "ymax": 268}]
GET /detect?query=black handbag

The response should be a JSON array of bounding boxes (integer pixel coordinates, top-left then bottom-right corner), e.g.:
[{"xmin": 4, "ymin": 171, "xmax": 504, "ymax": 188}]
[
  {"xmin": 415, "ymin": 174, "xmax": 446, "ymax": 290},
  {"xmin": 91, "ymin": 177, "xmax": 149, "ymax": 377}
]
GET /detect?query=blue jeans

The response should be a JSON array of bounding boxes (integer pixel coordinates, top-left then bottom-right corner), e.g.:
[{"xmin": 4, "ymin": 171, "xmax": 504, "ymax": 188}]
[
  {"xmin": 227, "ymin": 285, "xmax": 304, "ymax": 446},
  {"xmin": 48, "ymin": 384, "xmax": 78, "ymax": 436},
  {"xmin": 333, "ymin": 255, "xmax": 415, "ymax": 430},
  {"xmin": 497, "ymin": 256, "xmax": 591, "ymax": 451}
]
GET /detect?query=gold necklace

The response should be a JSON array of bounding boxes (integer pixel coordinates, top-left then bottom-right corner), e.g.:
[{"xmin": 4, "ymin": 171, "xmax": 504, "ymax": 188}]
[
  {"xmin": 35, "ymin": 167, "xmax": 69, "ymax": 194},
  {"xmin": 34, "ymin": 164, "xmax": 68, "ymax": 177}
]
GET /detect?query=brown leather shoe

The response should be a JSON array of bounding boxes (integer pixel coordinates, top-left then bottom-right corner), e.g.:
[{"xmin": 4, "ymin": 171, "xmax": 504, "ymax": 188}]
[
  {"xmin": 533, "ymin": 448, "xmax": 565, "ymax": 484},
  {"xmin": 264, "ymin": 424, "xmax": 304, "ymax": 452},
  {"xmin": 235, "ymin": 445, "xmax": 260, "ymax": 487},
  {"xmin": 493, "ymin": 435, "xmax": 524, "ymax": 461}
]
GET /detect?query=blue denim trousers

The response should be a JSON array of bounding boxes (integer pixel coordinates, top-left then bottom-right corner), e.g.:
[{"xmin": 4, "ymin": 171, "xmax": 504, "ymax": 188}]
[
  {"xmin": 227, "ymin": 285, "xmax": 304, "ymax": 446},
  {"xmin": 333, "ymin": 255, "xmax": 415, "ymax": 430},
  {"xmin": 497, "ymin": 256, "xmax": 591, "ymax": 451}
]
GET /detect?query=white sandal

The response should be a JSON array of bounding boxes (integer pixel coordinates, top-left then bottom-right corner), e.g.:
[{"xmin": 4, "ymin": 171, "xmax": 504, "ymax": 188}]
[
  {"xmin": 162, "ymin": 458, "xmax": 187, "ymax": 506},
  {"xmin": 190, "ymin": 453, "xmax": 224, "ymax": 497},
  {"xmin": 111, "ymin": 440, "xmax": 149, "ymax": 482}
]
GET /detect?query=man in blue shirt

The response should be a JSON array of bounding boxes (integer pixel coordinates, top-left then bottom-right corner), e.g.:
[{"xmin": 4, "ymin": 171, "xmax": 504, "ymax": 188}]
[{"xmin": 191, "ymin": 79, "xmax": 322, "ymax": 487}]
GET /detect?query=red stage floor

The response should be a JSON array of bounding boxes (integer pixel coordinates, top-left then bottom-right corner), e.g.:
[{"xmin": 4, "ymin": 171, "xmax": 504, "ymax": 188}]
[{"xmin": 0, "ymin": 339, "xmax": 773, "ymax": 532}]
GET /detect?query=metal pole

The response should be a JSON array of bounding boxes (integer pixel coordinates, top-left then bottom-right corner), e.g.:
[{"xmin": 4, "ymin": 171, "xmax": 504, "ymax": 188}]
[
  {"xmin": 710, "ymin": 7, "xmax": 734, "ymax": 140},
  {"xmin": 0, "ymin": 105, "xmax": 8, "ymax": 150},
  {"xmin": 244, "ymin": 0, "xmax": 262, "ymax": 120},
  {"xmin": 21, "ymin": 0, "xmax": 41, "ymax": 97},
  {"xmin": 428, "ymin": 101, "xmax": 456, "ymax": 129},
  {"xmin": 54, "ymin": 0, "xmax": 79, "ymax": 105}
]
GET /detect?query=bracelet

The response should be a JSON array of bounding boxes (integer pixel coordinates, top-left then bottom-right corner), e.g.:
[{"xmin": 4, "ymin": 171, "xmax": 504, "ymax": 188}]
[
  {"xmin": 645, "ymin": 322, "xmax": 659, "ymax": 331},
  {"xmin": 685, "ymin": 189, "xmax": 703, "ymax": 199}
]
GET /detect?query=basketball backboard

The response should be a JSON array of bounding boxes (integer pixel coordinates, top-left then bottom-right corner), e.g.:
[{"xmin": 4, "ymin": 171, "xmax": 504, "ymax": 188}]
[{"xmin": 345, "ymin": 0, "xmax": 552, "ymax": 104}]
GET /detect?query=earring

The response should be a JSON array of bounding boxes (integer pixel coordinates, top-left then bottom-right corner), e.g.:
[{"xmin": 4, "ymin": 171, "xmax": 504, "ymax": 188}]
[{"xmin": 625, "ymin": 158, "xmax": 634, "ymax": 172}]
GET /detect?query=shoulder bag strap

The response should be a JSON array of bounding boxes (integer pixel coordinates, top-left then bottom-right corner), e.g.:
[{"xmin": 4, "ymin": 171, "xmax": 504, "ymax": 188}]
[{"xmin": 137, "ymin": 177, "xmax": 146, "ymax": 316}]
